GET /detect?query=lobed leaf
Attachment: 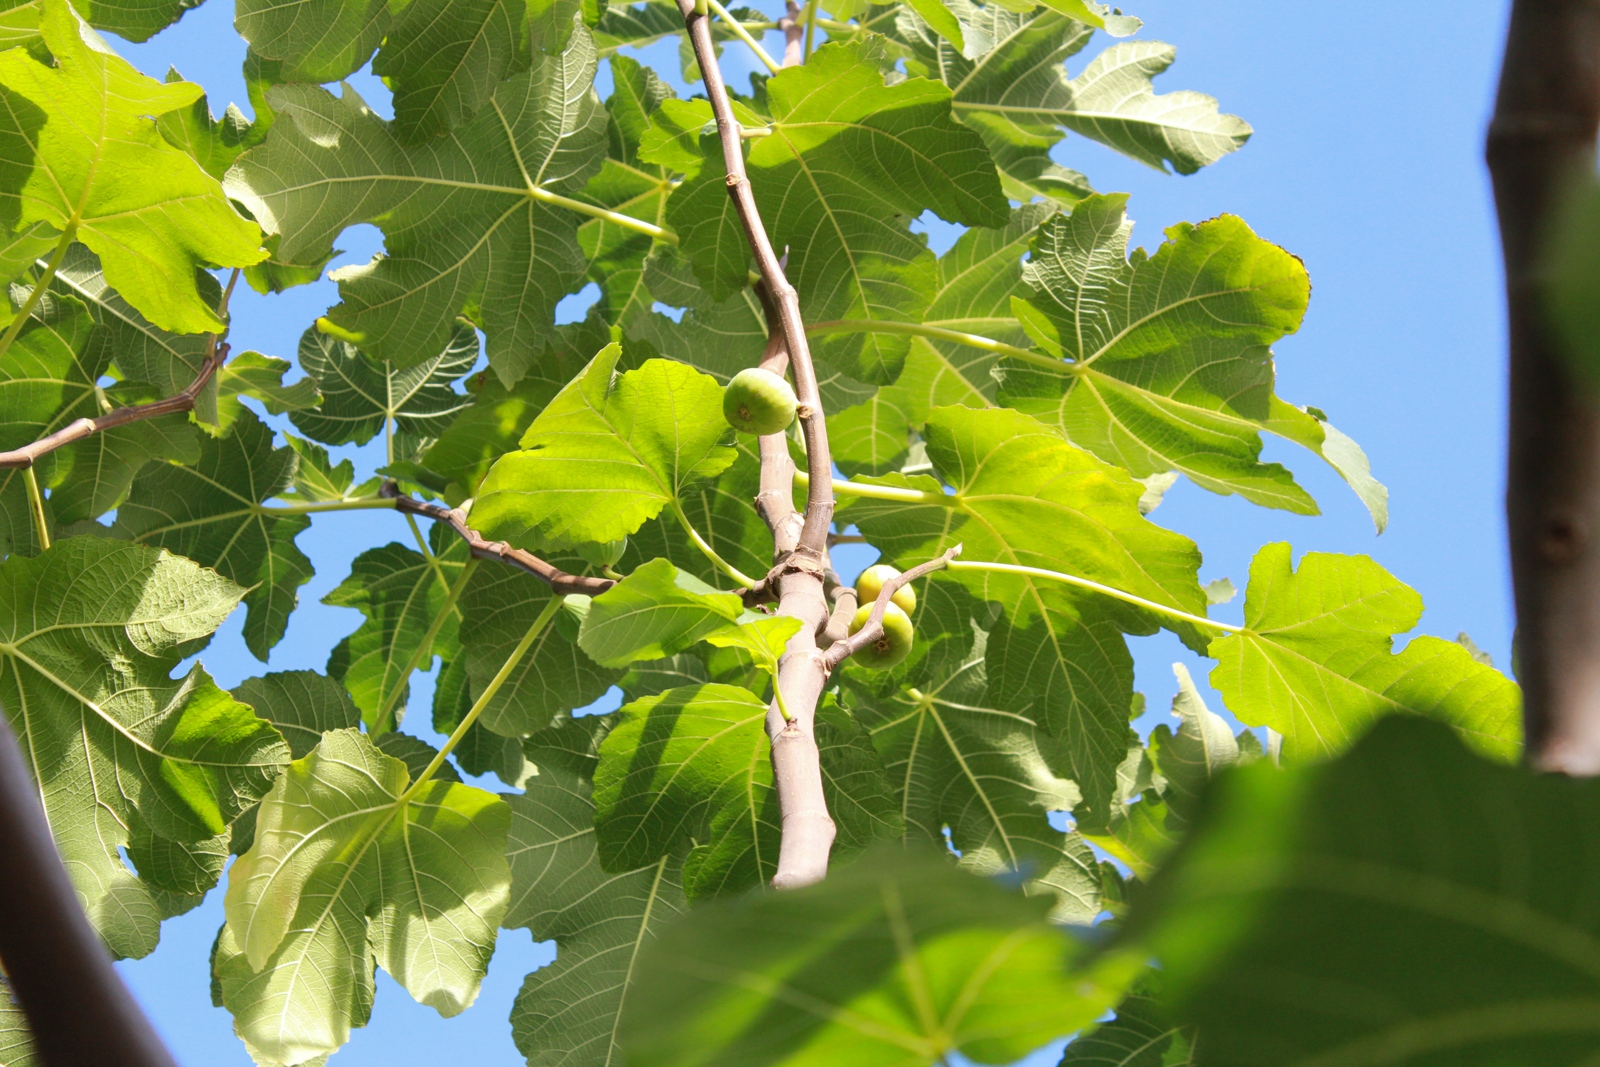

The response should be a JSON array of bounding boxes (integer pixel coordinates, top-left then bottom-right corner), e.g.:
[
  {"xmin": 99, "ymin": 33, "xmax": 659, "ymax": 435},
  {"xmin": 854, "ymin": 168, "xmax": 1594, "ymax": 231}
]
[
  {"xmin": 226, "ymin": 26, "xmax": 608, "ymax": 380},
  {"xmin": 472, "ymin": 344, "xmax": 734, "ymax": 551},
  {"xmin": 506, "ymin": 722, "xmax": 688, "ymax": 1067},
  {"xmin": 458, "ymin": 563, "xmax": 620, "ymax": 736},
  {"xmin": 219, "ymin": 728, "xmax": 510, "ymax": 1066},
  {"xmin": 1209, "ymin": 543, "xmax": 1522, "ymax": 762},
  {"xmin": 113, "ymin": 408, "xmax": 313, "ymax": 660},
  {"xmin": 288, "ymin": 324, "xmax": 477, "ymax": 449},
  {"xmin": 324, "ymin": 536, "xmax": 471, "ymax": 730},
  {"xmin": 0, "ymin": 0, "xmax": 263, "ymax": 331},
  {"xmin": 844, "ymin": 579, "xmax": 1103, "ymax": 920},
  {"xmin": 1000, "ymin": 194, "xmax": 1387, "ymax": 526},
  {"xmin": 0, "ymin": 537, "xmax": 288, "ymax": 958},
  {"xmin": 620, "ymin": 845, "xmax": 1141, "ymax": 1067}
]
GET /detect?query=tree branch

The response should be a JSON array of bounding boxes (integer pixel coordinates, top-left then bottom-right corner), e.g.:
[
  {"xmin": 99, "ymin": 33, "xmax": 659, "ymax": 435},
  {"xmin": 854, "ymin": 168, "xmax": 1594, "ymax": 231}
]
[
  {"xmin": 0, "ymin": 341, "xmax": 229, "ymax": 470},
  {"xmin": 825, "ymin": 547, "xmax": 960, "ymax": 669},
  {"xmin": 381, "ymin": 483, "xmax": 615, "ymax": 596},
  {"xmin": 0, "ymin": 711, "xmax": 178, "ymax": 1067},
  {"xmin": 678, "ymin": 0, "xmax": 838, "ymax": 888},
  {"xmin": 0, "ymin": 270, "xmax": 241, "ymax": 471},
  {"xmin": 1487, "ymin": 0, "xmax": 1600, "ymax": 772}
]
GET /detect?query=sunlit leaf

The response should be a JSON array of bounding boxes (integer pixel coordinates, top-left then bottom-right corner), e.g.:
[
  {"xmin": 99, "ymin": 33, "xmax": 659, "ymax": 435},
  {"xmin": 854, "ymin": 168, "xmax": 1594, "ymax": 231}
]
[
  {"xmin": 473, "ymin": 344, "xmax": 734, "ymax": 551},
  {"xmin": 0, "ymin": 0, "xmax": 263, "ymax": 331},
  {"xmin": 218, "ymin": 728, "xmax": 509, "ymax": 1065},
  {"xmin": 1208, "ymin": 543, "xmax": 1522, "ymax": 762}
]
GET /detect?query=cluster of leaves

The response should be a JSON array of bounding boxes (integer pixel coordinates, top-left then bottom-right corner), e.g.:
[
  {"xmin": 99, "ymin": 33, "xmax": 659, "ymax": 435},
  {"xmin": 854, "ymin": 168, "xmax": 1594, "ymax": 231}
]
[{"xmin": 0, "ymin": 0, "xmax": 1543, "ymax": 1066}]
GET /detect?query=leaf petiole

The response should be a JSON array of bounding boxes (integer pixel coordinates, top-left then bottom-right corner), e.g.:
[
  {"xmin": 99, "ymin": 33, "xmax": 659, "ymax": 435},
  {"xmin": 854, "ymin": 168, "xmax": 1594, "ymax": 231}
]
[
  {"xmin": 806, "ymin": 318, "xmax": 1058, "ymax": 369},
  {"xmin": 670, "ymin": 499, "xmax": 761, "ymax": 588},
  {"xmin": 524, "ymin": 184, "xmax": 679, "ymax": 243},
  {"xmin": 22, "ymin": 467, "xmax": 48, "ymax": 551},
  {"xmin": 797, "ymin": 471, "xmax": 947, "ymax": 505},
  {"xmin": 257, "ymin": 498, "xmax": 399, "ymax": 516},
  {"xmin": 0, "ymin": 224, "xmax": 75, "ymax": 363},
  {"xmin": 945, "ymin": 559, "xmax": 1242, "ymax": 635},
  {"xmin": 400, "ymin": 592, "xmax": 564, "ymax": 803},
  {"xmin": 370, "ymin": 557, "xmax": 479, "ymax": 735},
  {"xmin": 707, "ymin": 0, "xmax": 781, "ymax": 74}
]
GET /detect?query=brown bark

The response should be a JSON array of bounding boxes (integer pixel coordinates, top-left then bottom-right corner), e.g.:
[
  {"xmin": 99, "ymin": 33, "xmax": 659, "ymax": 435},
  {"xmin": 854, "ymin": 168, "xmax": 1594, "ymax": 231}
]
[
  {"xmin": 0, "ymin": 711, "xmax": 178, "ymax": 1067},
  {"xmin": 678, "ymin": 0, "xmax": 839, "ymax": 886},
  {"xmin": 1488, "ymin": 0, "xmax": 1600, "ymax": 770}
]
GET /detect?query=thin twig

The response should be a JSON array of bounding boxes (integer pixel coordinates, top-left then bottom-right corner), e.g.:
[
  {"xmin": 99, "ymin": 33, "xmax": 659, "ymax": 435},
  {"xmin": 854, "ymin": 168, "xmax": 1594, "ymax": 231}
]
[
  {"xmin": 0, "ymin": 341, "xmax": 230, "ymax": 469},
  {"xmin": 825, "ymin": 547, "xmax": 960, "ymax": 668},
  {"xmin": 0, "ymin": 270, "xmax": 241, "ymax": 470},
  {"xmin": 382, "ymin": 483, "xmax": 615, "ymax": 596}
]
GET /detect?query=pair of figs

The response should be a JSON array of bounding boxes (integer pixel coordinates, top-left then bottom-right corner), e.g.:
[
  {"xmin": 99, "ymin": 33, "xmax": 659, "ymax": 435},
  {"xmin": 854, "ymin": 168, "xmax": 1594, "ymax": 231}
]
[
  {"xmin": 724, "ymin": 368, "xmax": 915, "ymax": 670},
  {"xmin": 724, "ymin": 368, "xmax": 798, "ymax": 435},
  {"xmin": 848, "ymin": 564, "xmax": 916, "ymax": 669}
]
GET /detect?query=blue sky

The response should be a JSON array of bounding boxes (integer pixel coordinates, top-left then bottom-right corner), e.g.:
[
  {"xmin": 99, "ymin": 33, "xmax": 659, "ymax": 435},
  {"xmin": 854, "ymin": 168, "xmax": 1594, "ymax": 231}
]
[{"xmin": 101, "ymin": 1, "xmax": 1517, "ymax": 1064}]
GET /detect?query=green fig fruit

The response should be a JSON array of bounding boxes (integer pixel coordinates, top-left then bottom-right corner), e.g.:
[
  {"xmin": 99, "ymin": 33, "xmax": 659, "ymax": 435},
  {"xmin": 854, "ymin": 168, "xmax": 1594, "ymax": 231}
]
[
  {"xmin": 853, "ymin": 563, "xmax": 916, "ymax": 614},
  {"xmin": 577, "ymin": 537, "xmax": 628, "ymax": 568},
  {"xmin": 723, "ymin": 367, "xmax": 798, "ymax": 435},
  {"xmin": 848, "ymin": 602, "xmax": 914, "ymax": 669}
]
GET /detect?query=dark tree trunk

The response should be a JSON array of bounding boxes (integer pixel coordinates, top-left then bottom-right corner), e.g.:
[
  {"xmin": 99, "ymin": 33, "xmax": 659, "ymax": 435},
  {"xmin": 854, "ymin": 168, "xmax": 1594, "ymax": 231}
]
[
  {"xmin": 1489, "ymin": 0, "xmax": 1600, "ymax": 771},
  {"xmin": 0, "ymin": 712, "xmax": 177, "ymax": 1067}
]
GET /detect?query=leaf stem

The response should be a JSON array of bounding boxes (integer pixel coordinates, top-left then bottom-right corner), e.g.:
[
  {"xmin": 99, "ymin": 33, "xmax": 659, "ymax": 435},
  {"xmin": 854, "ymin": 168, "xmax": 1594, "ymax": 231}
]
[
  {"xmin": 22, "ymin": 467, "xmax": 48, "ymax": 551},
  {"xmin": 0, "ymin": 225, "xmax": 75, "ymax": 363},
  {"xmin": 945, "ymin": 559, "xmax": 1242, "ymax": 634},
  {"xmin": 671, "ymin": 499, "xmax": 761, "ymax": 588},
  {"xmin": 707, "ymin": 0, "xmax": 781, "ymax": 73},
  {"xmin": 528, "ymin": 185, "xmax": 678, "ymax": 243},
  {"xmin": 257, "ymin": 498, "xmax": 398, "ymax": 516},
  {"xmin": 806, "ymin": 319, "xmax": 1060, "ymax": 370},
  {"xmin": 797, "ymin": 471, "xmax": 947, "ymax": 505},
  {"xmin": 406, "ymin": 511, "xmax": 456, "ymax": 602},
  {"xmin": 400, "ymin": 593, "xmax": 563, "ymax": 802},
  {"xmin": 371, "ymin": 558, "xmax": 479, "ymax": 736},
  {"xmin": 801, "ymin": 0, "xmax": 820, "ymax": 59}
]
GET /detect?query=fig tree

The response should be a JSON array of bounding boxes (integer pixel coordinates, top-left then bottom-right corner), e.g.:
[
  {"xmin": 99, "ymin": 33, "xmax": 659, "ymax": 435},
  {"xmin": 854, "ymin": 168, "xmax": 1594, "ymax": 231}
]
[
  {"xmin": 854, "ymin": 563, "xmax": 916, "ymax": 613},
  {"xmin": 723, "ymin": 367, "xmax": 798, "ymax": 435},
  {"xmin": 848, "ymin": 602, "xmax": 914, "ymax": 669}
]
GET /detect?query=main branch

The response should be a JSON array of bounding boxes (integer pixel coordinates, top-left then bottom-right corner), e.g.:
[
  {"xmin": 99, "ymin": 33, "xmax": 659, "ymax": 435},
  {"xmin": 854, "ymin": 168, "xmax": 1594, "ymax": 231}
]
[
  {"xmin": 677, "ymin": 0, "xmax": 838, "ymax": 888},
  {"xmin": 1488, "ymin": 0, "xmax": 1600, "ymax": 771}
]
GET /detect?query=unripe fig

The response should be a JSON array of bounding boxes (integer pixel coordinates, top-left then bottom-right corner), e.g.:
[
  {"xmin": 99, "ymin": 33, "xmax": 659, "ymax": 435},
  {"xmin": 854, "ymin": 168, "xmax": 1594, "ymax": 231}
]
[
  {"xmin": 854, "ymin": 563, "xmax": 916, "ymax": 614},
  {"xmin": 723, "ymin": 367, "xmax": 798, "ymax": 435},
  {"xmin": 849, "ymin": 602, "xmax": 914, "ymax": 669},
  {"xmin": 577, "ymin": 537, "xmax": 628, "ymax": 568}
]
